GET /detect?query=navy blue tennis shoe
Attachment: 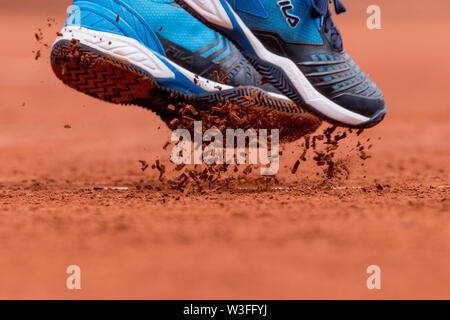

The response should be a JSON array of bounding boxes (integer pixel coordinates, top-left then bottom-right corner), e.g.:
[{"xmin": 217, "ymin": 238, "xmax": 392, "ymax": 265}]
[{"xmin": 175, "ymin": 0, "xmax": 387, "ymax": 128}]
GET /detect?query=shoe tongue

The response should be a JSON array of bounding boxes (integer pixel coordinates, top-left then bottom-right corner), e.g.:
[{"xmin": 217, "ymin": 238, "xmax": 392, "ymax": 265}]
[
  {"xmin": 310, "ymin": 0, "xmax": 347, "ymax": 17},
  {"xmin": 309, "ymin": 0, "xmax": 346, "ymax": 51},
  {"xmin": 334, "ymin": 0, "xmax": 346, "ymax": 14},
  {"xmin": 310, "ymin": 0, "xmax": 330, "ymax": 17}
]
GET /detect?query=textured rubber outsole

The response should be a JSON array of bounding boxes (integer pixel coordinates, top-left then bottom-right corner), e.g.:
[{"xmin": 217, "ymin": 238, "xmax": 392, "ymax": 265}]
[
  {"xmin": 51, "ymin": 39, "xmax": 322, "ymax": 142},
  {"xmin": 174, "ymin": 0, "xmax": 387, "ymax": 128}
]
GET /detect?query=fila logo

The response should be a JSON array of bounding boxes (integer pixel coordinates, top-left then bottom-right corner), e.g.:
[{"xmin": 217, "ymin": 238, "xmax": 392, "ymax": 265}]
[{"xmin": 277, "ymin": 0, "xmax": 300, "ymax": 29}]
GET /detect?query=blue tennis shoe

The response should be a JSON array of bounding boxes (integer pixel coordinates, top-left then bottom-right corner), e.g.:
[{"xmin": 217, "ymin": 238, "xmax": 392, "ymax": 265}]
[
  {"xmin": 175, "ymin": 0, "xmax": 387, "ymax": 128},
  {"xmin": 51, "ymin": 0, "xmax": 321, "ymax": 138}
]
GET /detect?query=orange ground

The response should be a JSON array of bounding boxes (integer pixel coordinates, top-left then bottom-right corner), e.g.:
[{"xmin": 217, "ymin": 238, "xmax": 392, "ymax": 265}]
[{"xmin": 0, "ymin": 0, "xmax": 449, "ymax": 299}]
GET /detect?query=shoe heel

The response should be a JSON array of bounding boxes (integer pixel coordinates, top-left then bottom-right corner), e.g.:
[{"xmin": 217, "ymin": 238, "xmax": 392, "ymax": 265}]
[
  {"xmin": 50, "ymin": 25, "xmax": 181, "ymax": 105},
  {"xmin": 51, "ymin": 38, "xmax": 157, "ymax": 105},
  {"xmin": 50, "ymin": 35, "xmax": 193, "ymax": 130}
]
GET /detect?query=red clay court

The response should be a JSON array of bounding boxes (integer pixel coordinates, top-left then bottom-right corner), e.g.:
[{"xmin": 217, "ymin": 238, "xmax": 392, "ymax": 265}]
[{"xmin": 0, "ymin": 0, "xmax": 449, "ymax": 299}]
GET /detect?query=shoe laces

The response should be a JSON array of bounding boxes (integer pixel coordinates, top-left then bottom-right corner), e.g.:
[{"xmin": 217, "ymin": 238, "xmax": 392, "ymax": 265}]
[{"xmin": 311, "ymin": 0, "xmax": 346, "ymax": 51}]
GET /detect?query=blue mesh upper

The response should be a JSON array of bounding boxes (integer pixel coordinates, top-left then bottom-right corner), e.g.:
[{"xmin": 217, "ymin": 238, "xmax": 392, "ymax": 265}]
[{"xmin": 69, "ymin": 0, "xmax": 219, "ymax": 54}]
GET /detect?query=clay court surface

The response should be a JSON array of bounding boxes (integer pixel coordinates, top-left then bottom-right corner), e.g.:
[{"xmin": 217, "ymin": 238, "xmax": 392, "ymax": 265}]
[{"xmin": 0, "ymin": 0, "xmax": 449, "ymax": 299}]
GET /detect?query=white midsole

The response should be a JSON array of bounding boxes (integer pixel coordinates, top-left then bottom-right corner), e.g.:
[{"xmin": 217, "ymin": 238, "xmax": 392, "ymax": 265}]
[
  {"xmin": 181, "ymin": 0, "xmax": 371, "ymax": 125},
  {"xmin": 54, "ymin": 26, "xmax": 234, "ymax": 93}
]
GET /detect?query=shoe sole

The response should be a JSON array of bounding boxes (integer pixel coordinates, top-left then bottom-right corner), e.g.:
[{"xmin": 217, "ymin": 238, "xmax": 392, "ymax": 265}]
[
  {"xmin": 174, "ymin": 0, "xmax": 386, "ymax": 128},
  {"xmin": 51, "ymin": 27, "xmax": 321, "ymax": 142}
]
